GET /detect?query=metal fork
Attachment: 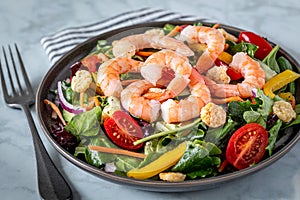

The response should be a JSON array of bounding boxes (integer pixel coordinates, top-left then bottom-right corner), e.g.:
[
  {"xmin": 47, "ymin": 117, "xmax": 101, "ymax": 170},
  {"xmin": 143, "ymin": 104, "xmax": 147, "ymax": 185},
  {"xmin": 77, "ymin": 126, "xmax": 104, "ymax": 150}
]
[{"xmin": 0, "ymin": 44, "xmax": 72, "ymax": 200}]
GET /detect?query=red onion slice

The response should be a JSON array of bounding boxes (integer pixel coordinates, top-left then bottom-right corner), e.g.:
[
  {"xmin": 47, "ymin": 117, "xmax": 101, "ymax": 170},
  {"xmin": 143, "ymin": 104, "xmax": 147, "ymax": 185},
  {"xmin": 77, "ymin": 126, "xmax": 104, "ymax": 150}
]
[{"xmin": 57, "ymin": 81, "xmax": 85, "ymax": 114}]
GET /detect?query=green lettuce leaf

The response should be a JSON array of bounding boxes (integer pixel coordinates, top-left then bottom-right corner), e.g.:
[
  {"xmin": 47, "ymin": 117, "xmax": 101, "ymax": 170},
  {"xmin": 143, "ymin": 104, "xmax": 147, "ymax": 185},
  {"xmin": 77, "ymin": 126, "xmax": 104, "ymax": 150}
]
[
  {"xmin": 205, "ymin": 117, "xmax": 237, "ymax": 148},
  {"xmin": 266, "ymin": 120, "xmax": 282, "ymax": 156},
  {"xmin": 64, "ymin": 107, "xmax": 102, "ymax": 139},
  {"xmin": 262, "ymin": 45, "xmax": 280, "ymax": 73},
  {"xmin": 171, "ymin": 140, "xmax": 221, "ymax": 179},
  {"xmin": 74, "ymin": 135, "xmax": 142, "ymax": 172},
  {"xmin": 227, "ymin": 41, "xmax": 258, "ymax": 58}
]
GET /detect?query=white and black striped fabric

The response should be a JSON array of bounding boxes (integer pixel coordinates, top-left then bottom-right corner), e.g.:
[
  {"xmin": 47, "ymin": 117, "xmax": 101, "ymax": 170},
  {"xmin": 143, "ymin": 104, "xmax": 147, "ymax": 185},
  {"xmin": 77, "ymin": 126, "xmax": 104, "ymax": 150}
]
[{"xmin": 40, "ymin": 7, "xmax": 209, "ymax": 64}]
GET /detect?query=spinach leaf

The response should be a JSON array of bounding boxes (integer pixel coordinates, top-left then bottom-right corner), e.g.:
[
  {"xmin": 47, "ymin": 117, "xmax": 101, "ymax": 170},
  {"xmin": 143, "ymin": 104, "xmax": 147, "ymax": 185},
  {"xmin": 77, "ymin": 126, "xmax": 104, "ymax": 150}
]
[
  {"xmin": 227, "ymin": 41, "xmax": 258, "ymax": 58},
  {"xmin": 277, "ymin": 56, "xmax": 295, "ymax": 94},
  {"xmin": 262, "ymin": 45, "xmax": 280, "ymax": 73},
  {"xmin": 64, "ymin": 107, "xmax": 102, "ymax": 139},
  {"xmin": 75, "ymin": 135, "xmax": 141, "ymax": 172},
  {"xmin": 266, "ymin": 120, "xmax": 282, "ymax": 156},
  {"xmin": 281, "ymin": 114, "xmax": 300, "ymax": 129},
  {"xmin": 227, "ymin": 99, "xmax": 258, "ymax": 122},
  {"xmin": 243, "ymin": 110, "xmax": 261, "ymax": 123},
  {"xmin": 172, "ymin": 140, "xmax": 221, "ymax": 179},
  {"xmin": 186, "ymin": 157, "xmax": 221, "ymax": 179},
  {"xmin": 228, "ymin": 90, "xmax": 273, "ymax": 128},
  {"xmin": 74, "ymin": 136, "xmax": 116, "ymax": 167},
  {"xmin": 255, "ymin": 59, "xmax": 277, "ymax": 81},
  {"xmin": 255, "ymin": 89, "xmax": 274, "ymax": 128},
  {"xmin": 205, "ymin": 117, "xmax": 237, "ymax": 148}
]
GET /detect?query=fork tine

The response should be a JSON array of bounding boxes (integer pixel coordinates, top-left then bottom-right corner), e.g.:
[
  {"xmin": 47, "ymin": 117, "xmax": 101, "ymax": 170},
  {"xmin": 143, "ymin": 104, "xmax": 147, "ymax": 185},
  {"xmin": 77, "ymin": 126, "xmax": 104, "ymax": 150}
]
[
  {"xmin": 0, "ymin": 58, "xmax": 9, "ymax": 98},
  {"xmin": 2, "ymin": 46, "xmax": 16, "ymax": 95},
  {"xmin": 14, "ymin": 43, "xmax": 33, "ymax": 94},
  {"xmin": 8, "ymin": 44, "xmax": 24, "ymax": 95}
]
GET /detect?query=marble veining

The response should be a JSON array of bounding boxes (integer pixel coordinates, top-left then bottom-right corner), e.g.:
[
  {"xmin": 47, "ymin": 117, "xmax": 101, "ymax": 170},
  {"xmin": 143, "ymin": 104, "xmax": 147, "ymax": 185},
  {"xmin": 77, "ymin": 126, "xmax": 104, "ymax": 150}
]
[{"xmin": 0, "ymin": 0, "xmax": 299, "ymax": 199}]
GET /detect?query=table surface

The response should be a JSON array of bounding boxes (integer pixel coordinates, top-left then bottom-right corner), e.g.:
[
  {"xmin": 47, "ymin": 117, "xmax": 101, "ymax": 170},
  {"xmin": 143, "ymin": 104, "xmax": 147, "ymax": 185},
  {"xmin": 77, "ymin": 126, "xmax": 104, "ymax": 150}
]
[{"xmin": 0, "ymin": 0, "xmax": 299, "ymax": 199}]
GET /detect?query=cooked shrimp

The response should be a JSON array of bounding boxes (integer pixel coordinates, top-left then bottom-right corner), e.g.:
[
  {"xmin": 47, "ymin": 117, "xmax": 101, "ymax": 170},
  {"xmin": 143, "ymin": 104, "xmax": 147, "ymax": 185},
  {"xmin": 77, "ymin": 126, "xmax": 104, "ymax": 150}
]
[
  {"xmin": 206, "ymin": 52, "xmax": 266, "ymax": 98},
  {"xmin": 112, "ymin": 33, "xmax": 194, "ymax": 58},
  {"xmin": 179, "ymin": 25, "xmax": 225, "ymax": 73},
  {"xmin": 140, "ymin": 50, "xmax": 193, "ymax": 102},
  {"xmin": 97, "ymin": 57, "xmax": 143, "ymax": 98},
  {"xmin": 120, "ymin": 80, "xmax": 161, "ymax": 122},
  {"xmin": 218, "ymin": 28, "xmax": 238, "ymax": 42},
  {"xmin": 161, "ymin": 68, "xmax": 211, "ymax": 123}
]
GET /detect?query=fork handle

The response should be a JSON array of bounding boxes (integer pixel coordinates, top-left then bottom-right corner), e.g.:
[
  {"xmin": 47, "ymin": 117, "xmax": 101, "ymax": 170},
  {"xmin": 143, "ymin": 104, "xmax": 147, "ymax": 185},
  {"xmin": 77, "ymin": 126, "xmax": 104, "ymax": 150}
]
[{"xmin": 21, "ymin": 104, "xmax": 72, "ymax": 200}]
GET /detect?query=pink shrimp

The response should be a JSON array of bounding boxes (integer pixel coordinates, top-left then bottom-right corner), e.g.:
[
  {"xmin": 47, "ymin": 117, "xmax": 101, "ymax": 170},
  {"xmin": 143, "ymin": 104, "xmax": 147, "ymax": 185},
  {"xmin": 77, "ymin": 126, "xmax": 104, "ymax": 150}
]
[
  {"xmin": 161, "ymin": 68, "xmax": 211, "ymax": 123},
  {"xmin": 112, "ymin": 33, "xmax": 194, "ymax": 58},
  {"xmin": 120, "ymin": 80, "xmax": 161, "ymax": 122},
  {"xmin": 206, "ymin": 52, "xmax": 266, "ymax": 98},
  {"xmin": 140, "ymin": 50, "xmax": 193, "ymax": 102},
  {"xmin": 179, "ymin": 25, "xmax": 225, "ymax": 73},
  {"xmin": 96, "ymin": 57, "xmax": 143, "ymax": 98}
]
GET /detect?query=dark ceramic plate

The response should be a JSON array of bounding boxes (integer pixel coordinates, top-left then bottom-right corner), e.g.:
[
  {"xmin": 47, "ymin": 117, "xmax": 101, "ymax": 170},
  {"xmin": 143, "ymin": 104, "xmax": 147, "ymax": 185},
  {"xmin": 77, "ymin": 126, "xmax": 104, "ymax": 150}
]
[{"xmin": 36, "ymin": 21, "xmax": 300, "ymax": 192}]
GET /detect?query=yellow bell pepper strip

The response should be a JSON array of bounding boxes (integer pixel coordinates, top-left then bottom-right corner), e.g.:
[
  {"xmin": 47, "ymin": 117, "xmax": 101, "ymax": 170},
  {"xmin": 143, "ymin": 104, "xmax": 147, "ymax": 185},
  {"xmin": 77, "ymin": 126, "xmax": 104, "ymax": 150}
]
[
  {"xmin": 218, "ymin": 51, "xmax": 233, "ymax": 64},
  {"xmin": 264, "ymin": 69, "xmax": 300, "ymax": 99},
  {"xmin": 127, "ymin": 141, "xmax": 187, "ymax": 180}
]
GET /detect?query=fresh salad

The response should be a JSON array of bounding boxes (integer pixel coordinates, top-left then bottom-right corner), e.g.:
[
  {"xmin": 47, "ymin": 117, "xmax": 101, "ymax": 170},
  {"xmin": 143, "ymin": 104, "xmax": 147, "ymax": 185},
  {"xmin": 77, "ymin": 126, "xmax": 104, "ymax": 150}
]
[{"xmin": 44, "ymin": 22, "xmax": 300, "ymax": 182}]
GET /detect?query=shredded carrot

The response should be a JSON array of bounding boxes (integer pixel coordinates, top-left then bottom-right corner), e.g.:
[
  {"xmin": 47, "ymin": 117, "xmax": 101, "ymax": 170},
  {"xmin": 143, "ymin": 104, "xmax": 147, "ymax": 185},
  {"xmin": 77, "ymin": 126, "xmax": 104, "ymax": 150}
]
[
  {"xmin": 218, "ymin": 159, "xmax": 228, "ymax": 173},
  {"xmin": 136, "ymin": 51, "xmax": 155, "ymax": 57},
  {"xmin": 166, "ymin": 25, "xmax": 181, "ymax": 37},
  {"xmin": 89, "ymin": 145, "xmax": 146, "ymax": 159},
  {"xmin": 43, "ymin": 99, "xmax": 67, "ymax": 126},
  {"xmin": 213, "ymin": 96, "xmax": 244, "ymax": 104},
  {"xmin": 212, "ymin": 23, "xmax": 220, "ymax": 29}
]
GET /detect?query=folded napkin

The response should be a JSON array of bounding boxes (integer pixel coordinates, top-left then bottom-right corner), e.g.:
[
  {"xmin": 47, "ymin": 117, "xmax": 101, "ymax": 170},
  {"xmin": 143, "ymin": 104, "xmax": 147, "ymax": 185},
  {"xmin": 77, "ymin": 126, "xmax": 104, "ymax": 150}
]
[{"xmin": 40, "ymin": 7, "xmax": 210, "ymax": 64}]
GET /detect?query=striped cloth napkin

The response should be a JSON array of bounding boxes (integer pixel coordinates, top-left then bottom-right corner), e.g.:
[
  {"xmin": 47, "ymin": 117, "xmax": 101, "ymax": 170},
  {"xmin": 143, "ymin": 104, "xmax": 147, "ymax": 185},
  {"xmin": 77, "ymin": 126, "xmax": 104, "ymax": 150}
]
[{"xmin": 40, "ymin": 7, "xmax": 209, "ymax": 64}]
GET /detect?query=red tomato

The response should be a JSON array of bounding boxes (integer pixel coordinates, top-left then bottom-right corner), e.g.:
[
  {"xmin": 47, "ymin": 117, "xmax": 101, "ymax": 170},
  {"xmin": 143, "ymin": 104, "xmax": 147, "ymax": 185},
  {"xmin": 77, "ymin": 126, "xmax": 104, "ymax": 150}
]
[
  {"xmin": 238, "ymin": 31, "xmax": 273, "ymax": 60},
  {"xmin": 104, "ymin": 111, "xmax": 144, "ymax": 150},
  {"xmin": 215, "ymin": 59, "xmax": 243, "ymax": 81},
  {"xmin": 226, "ymin": 123, "xmax": 268, "ymax": 170}
]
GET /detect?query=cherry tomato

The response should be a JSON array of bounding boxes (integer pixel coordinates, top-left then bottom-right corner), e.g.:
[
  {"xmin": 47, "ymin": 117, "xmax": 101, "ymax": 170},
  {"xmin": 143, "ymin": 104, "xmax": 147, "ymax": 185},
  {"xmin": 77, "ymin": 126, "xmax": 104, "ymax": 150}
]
[
  {"xmin": 238, "ymin": 31, "xmax": 273, "ymax": 60},
  {"xmin": 226, "ymin": 123, "xmax": 268, "ymax": 170},
  {"xmin": 215, "ymin": 59, "xmax": 243, "ymax": 81},
  {"xmin": 104, "ymin": 111, "xmax": 144, "ymax": 150}
]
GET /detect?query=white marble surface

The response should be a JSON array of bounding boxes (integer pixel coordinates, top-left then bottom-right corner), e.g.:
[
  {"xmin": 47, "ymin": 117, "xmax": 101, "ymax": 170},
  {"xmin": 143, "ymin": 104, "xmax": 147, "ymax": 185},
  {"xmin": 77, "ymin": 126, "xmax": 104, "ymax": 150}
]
[{"xmin": 0, "ymin": 0, "xmax": 299, "ymax": 199}]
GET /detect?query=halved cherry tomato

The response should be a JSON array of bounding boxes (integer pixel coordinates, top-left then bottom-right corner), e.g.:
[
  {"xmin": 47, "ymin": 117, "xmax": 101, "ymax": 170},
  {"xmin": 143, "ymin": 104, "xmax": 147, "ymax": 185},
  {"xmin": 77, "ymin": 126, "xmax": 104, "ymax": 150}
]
[
  {"xmin": 238, "ymin": 31, "xmax": 273, "ymax": 60},
  {"xmin": 104, "ymin": 111, "xmax": 144, "ymax": 150},
  {"xmin": 226, "ymin": 123, "xmax": 268, "ymax": 170},
  {"xmin": 215, "ymin": 59, "xmax": 243, "ymax": 81}
]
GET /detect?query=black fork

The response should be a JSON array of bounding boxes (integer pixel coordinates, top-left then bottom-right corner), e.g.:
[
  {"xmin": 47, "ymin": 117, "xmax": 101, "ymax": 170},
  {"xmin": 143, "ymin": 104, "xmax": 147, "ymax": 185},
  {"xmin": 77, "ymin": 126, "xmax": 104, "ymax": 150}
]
[{"xmin": 0, "ymin": 44, "xmax": 72, "ymax": 200}]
